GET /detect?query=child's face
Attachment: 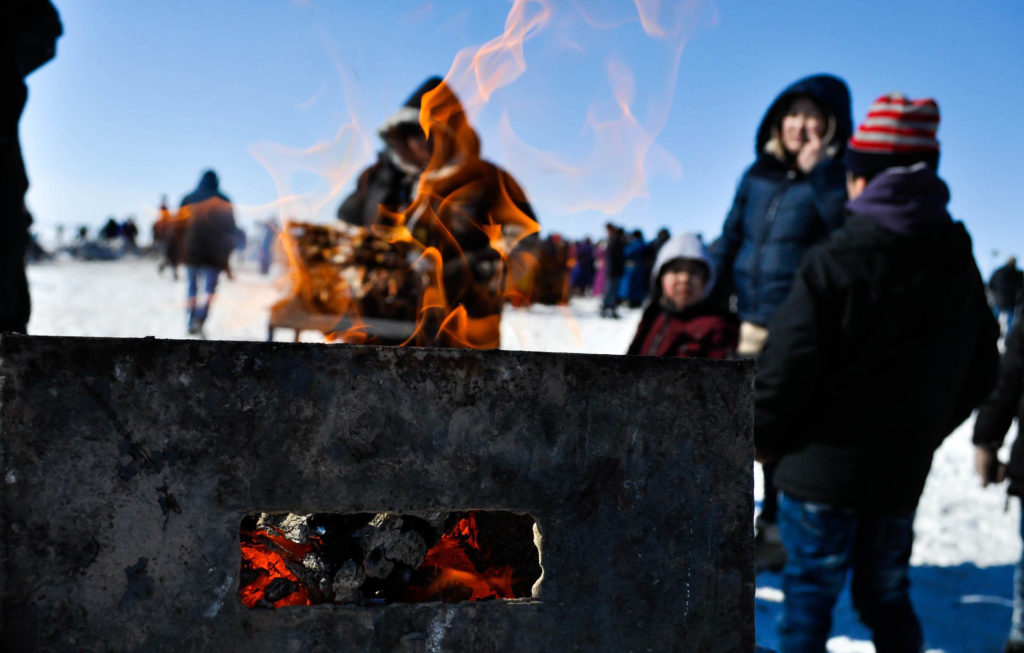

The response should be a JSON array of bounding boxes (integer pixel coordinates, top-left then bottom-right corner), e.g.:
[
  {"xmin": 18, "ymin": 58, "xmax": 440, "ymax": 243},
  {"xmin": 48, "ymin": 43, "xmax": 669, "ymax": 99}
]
[{"xmin": 661, "ymin": 259, "xmax": 707, "ymax": 310}]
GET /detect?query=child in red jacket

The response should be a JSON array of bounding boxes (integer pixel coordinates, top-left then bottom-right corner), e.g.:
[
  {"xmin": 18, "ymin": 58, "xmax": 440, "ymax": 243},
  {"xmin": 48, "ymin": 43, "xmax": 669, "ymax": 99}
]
[{"xmin": 627, "ymin": 233, "xmax": 738, "ymax": 359}]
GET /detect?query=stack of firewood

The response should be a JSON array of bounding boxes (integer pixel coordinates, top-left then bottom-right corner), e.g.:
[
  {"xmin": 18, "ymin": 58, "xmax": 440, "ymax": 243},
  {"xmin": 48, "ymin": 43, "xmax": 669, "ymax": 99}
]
[{"xmin": 281, "ymin": 221, "xmax": 422, "ymax": 323}]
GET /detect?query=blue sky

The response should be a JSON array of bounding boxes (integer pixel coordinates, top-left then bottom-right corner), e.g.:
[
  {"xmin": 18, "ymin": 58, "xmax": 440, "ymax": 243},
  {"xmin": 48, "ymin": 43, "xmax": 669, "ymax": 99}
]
[{"xmin": 20, "ymin": 0, "xmax": 1024, "ymax": 274}]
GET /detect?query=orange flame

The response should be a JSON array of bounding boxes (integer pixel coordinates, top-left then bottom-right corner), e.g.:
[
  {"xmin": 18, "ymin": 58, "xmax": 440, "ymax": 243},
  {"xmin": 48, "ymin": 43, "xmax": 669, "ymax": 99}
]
[{"xmin": 262, "ymin": 0, "xmax": 712, "ymax": 346}]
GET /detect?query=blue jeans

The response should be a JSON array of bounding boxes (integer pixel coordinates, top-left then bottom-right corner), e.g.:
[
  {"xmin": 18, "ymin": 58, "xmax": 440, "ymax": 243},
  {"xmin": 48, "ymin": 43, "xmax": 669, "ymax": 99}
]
[
  {"xmin": 186, "ymin": 265, "xmax": 220, "ymax": 330},
  {"xmin": 778, "ymin": 493, "xmax": 923, "ymax": 653}
]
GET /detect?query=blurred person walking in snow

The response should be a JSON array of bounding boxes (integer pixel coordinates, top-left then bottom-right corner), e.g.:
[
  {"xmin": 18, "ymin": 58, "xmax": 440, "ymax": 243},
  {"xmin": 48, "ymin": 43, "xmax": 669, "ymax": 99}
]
[
  {"xmin": 755, "ymin": 93, "xmax": 998, "ymax": 652},
  {"xmin": 708, "ymin": 74, "xmax": 853, "ymax": 571},
  {"xmin": 600, "ymin": 223, "xmax": 625, "ymax": 318},
  {"xmin": 973, "ymin": 318, "xmax": 1024, "ymax": 653},
  {"xmin": 0, "ymin": 0, "xmax": 61, "ymax": 333},
  {"xmin": 989, "ymin": 256, "xmax": 1023, "ymax": 339},
  {"xmin": 180, "ymin": 169, "xmax": 237, "ymax": 336},
  {"xmin": 626, "ymin": 233, "xmax": 737, "ymax": 359}
]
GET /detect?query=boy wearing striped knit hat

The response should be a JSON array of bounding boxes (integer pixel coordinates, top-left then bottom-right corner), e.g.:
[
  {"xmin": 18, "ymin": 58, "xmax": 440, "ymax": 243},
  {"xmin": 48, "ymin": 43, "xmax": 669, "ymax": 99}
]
[{"xmin": 753, "ymin": 93, "xmax": 1000, "ymax": 651}]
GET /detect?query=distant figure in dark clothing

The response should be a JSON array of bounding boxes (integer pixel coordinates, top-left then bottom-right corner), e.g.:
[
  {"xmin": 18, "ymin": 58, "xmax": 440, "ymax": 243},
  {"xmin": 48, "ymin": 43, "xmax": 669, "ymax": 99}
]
[
  {"xmin": 100, "ymin": 217, "xmax": 119, "ymax": 241},
  {"xmin": 756, "ymin": 93, "xmax": 999, "ymax": 651},
  {"xmin": 569, "ymin": 237, "xmax": 595, "ymax": 295},
  {"xmin": 627, "ymin": 233, "xmax": 737, "ymax": 359},
  {"xmin": 620, "ymin": 229, "xmax": 649, "ymax": 308},
  {"xmin": 120, "ymin": 217, "xmax": 138, "ymax": 252},
  {"xmin": 973, "ymin": 318, "xmax": 1024, "ymax": 653},
  {"xmin": 989, "ymin": 256, "xmax": 1024, "ymax": 337},
  {"xmin": 180, "ymin": 169, "xmax": 237, "ymax": 336},
  {"xmin": 532, "ymin": 234, "xmax": 570, "ymax": 305},
  {"xmin": 601, "ymin": 224, "xmax": 625, "ymax": 318},
  {"xmin": 0, "ymin": 0, "xmax": 61, "ymax": 333}
]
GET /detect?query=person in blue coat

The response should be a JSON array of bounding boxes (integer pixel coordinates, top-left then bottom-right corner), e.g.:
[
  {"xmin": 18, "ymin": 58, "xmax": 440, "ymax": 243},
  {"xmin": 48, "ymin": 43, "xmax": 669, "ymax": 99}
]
[
  {"xmin": 619, "ymin": 229, "xmax": 650, "ymax": 307},
  {"xmin": 708, "ymin": 73, "xmax": 852, "ymax": 572}
]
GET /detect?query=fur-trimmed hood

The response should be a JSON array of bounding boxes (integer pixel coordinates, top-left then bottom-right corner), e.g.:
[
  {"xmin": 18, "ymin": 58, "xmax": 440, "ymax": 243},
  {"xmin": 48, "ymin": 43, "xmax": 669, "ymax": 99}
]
[{"xmin": 755, "ymin": 74, "xmax": 852, "ymax": 159}]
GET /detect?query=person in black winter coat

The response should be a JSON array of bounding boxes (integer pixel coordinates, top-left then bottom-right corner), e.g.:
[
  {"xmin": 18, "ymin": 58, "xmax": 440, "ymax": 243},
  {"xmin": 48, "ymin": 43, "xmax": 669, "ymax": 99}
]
[
  {"xmin": 989, "ymin": 256, "xmax": 1024, "ymax": 337},
  {"xmin": 973, "ymin": 319, "xmax": 1024, "ymax": 652},
  {"xmin": 755, "ymin": 93, "xmax": 999, "ymax": 651},
  {"xmin": 709, "ymin": 73, "xmax": 853, "ymax": 572},
  {"xmin": 0, "ymin": 1, "xmax": 61, "ymax": 334},
  {"xmin": 180, "ymin": 169, "xmax": 237, "ymax": 335}
]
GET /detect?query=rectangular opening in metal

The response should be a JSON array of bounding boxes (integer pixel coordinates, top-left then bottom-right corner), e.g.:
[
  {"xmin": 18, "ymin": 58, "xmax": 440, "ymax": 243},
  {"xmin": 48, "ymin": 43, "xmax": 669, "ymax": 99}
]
[{"xmin": 239, "ymin": 511, "xmax": 541, "ymax": 608}]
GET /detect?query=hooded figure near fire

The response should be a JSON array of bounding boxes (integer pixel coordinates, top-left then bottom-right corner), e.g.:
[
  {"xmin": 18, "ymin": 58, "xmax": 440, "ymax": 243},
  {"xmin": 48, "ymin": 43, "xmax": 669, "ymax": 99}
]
[{"xmin": 337, "ymin": 76, "xmax": 539, "ymax": 349}]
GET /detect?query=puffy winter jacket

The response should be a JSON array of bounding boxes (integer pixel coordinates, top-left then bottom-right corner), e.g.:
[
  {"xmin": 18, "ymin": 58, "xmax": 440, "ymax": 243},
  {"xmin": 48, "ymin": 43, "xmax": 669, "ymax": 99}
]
[
  {"xmin": 756, "ymin": 165, "xmax": 999, "ymax": 513},
  {"xmin": 709, "ymin": 74, "xmax": 851, "ymax": 326},
  {"xmin": 181, "ymin": 171, "xmax": 237, "ymax": 271}
]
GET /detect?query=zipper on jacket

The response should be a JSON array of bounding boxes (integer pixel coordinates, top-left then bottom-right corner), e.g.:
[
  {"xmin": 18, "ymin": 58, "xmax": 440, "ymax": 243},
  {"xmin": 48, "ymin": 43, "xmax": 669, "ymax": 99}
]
[
  {"xmin": 647, "ymin": 316, "xmax": 671, "ymax": 355},
  {"xmin": 749, "ymin": 182, "xmax": 790, "ymax": 321}
]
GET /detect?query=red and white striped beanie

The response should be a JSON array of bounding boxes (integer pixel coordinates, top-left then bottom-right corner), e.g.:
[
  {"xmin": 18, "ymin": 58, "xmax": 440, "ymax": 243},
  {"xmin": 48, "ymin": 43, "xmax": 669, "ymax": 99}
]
[{"xmin": 843, "ymin": 93, "xmax": 940, "ymax": 178}]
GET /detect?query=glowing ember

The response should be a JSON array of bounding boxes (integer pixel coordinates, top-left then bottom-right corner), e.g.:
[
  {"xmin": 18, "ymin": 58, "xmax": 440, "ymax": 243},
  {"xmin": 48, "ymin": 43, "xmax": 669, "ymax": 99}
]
[
  {"xmin": 238, "ymin": 511, "xmax": 537, "ymax": 609},
  {"xmin": 239, "ymin": 529, "xmax": 317, "ymax": 608},
  {"xmin": 408, "ymin": 512, "xmax": 518, "ymax": 602}
]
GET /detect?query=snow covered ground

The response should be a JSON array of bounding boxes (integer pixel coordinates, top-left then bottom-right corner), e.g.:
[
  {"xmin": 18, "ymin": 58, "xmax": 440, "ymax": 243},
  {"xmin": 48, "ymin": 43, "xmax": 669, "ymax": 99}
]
[{"xmin": 25, "ymin": 254, "xmax": 1021, "ymax": 651}]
